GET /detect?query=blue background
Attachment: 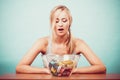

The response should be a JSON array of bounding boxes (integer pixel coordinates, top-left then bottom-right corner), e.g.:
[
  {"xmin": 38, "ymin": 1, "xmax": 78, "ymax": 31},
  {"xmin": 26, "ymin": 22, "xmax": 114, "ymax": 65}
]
[{"xmin": 0, "ymin": 0, "xmax": 120, "ymax": 75}]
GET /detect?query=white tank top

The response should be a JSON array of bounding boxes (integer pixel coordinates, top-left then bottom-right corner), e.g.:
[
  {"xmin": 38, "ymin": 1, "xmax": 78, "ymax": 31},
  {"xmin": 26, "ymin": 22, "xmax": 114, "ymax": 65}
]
[
  {"xmin": 41, "ymin": 37, "xmax": 52, "ymax": 68},
  {"xmin": 41, "ymin": 38, "xmax": 80, "ymax": 68}
]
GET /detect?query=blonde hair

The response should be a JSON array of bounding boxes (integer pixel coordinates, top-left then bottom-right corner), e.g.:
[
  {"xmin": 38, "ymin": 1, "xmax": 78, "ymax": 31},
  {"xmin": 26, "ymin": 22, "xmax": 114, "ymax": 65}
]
[{"xmin": 50, "ymin": 5, "xmax": 75, "ymax": 54}]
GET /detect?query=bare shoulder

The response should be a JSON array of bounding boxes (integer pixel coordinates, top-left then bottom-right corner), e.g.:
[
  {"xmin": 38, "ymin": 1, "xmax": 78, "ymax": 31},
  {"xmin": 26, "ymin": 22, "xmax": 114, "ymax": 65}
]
[
  {"xmin": 32, "ymin": 37, "xmax": 49, "ymax": 53},
  {"xmin": 37, "ymin": 36, "xmax": 49, "ymax": 45},
  {"xmin": 74, "ymin": 37, "xmax": 85, "ymax": 45},
  {"xmin": 74, "ymin": 37, "xmax": 87, "ymax": 54}
]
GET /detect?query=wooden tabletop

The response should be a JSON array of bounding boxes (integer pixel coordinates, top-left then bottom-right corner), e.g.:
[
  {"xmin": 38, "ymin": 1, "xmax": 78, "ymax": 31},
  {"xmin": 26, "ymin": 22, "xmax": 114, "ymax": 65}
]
[{"xmin": 0, "ymin": 73, "xmax": 120, "ymax": 79}]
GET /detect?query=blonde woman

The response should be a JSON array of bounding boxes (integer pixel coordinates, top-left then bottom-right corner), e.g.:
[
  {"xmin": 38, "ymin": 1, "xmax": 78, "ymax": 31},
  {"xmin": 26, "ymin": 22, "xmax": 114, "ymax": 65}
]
[{"xmin": 16, "ymin": 5, "xmax": 106, "ymax": 74}]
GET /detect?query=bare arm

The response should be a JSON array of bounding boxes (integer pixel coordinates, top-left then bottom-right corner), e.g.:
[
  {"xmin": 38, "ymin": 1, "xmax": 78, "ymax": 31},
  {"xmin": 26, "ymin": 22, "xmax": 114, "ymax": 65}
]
[
  {"xmin": 73, "ymin": 39, "xmax": 106, "ymax": 73},
  {"xmin": 16, "ymin": 38, "xmax": 50, "ymax": 74}
]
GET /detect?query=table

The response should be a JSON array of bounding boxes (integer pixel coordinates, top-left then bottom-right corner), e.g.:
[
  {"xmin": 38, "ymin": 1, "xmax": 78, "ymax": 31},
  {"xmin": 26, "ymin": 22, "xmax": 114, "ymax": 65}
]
[{"xmin": 0, "ymin": 73, "xmax": 120, "ymax": 79}]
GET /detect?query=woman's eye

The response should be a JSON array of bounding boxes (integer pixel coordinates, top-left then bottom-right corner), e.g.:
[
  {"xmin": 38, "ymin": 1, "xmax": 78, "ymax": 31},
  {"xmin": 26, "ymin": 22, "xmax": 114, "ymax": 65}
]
[
  {"xmin": 56, "ymin": 20, "xmax": 59, "ymax": 23},
  {"xmin": 62, "ymin": 18, "xmax": 67, "ymax": 23},
  {"xmin": 56, "ymin": 18, "xmax": 59, "ymax": 23}
]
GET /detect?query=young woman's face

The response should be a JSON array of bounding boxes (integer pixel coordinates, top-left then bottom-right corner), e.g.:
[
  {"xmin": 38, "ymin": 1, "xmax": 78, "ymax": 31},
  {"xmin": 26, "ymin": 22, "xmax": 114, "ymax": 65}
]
[{"xmin": 53, "ymin": 10, "xmax": 70, "ymax": 37}]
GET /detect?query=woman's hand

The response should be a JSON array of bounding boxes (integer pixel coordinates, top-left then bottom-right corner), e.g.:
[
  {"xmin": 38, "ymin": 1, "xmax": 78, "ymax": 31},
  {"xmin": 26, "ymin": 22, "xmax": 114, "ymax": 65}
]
[{"xmin": 43, "ymin": 68, "xmax": 51, "ymax": 74}]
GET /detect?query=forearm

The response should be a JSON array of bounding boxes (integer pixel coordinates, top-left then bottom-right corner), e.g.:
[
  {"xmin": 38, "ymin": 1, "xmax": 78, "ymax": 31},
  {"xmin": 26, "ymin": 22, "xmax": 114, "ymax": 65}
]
[
  {"xmin": 73, "ymin": 65, "xmax": 106, "ymax": 74},
  {"xmin": 16, "ymin": 65, "xmax": 50, "ymax": 74}
]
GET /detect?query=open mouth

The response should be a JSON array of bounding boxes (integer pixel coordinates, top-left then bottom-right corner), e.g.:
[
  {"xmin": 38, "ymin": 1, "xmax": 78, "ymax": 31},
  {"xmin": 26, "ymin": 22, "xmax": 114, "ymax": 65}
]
[{"xmin": 58, "ymin": 28, "xmax": 64, "ymax": 31}]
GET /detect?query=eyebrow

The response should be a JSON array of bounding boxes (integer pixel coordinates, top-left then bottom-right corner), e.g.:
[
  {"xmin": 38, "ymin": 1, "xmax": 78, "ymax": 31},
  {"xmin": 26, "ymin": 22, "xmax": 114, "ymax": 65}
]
[
  {"xmin": 62, "ymin": 18, "xmax": 67, "ymax": 20},
  {"xmin": 56, "ymin": 18, "xmax": 67, "ymax": 20}
]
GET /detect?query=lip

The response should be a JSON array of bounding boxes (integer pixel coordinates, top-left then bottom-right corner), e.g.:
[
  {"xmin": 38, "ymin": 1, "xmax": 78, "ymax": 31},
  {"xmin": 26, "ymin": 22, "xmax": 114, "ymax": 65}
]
[{"xmin": 58, "ymin": 28, "xmax": 64, "ymax": 31}]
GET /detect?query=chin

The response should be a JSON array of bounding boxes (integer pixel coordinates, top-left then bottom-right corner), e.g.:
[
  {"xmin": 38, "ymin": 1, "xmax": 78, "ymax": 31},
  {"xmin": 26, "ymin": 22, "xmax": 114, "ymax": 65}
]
[{"xmin": 57, "ymin": 33, "xmax": 66, "ymax": 37}]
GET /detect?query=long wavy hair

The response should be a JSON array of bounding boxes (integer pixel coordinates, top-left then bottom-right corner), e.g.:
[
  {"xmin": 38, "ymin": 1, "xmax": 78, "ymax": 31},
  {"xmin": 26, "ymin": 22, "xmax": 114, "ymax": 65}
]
[{"xmin": 50, "ymin": 5, "xmax": 75, "ymax": 54}]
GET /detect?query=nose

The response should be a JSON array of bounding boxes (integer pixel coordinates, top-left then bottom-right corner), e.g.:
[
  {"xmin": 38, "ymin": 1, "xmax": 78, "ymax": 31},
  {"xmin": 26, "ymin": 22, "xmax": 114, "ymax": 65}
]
[{"xmin": 58, "ymin": 21, "xmax": 63, "ymax": 27}]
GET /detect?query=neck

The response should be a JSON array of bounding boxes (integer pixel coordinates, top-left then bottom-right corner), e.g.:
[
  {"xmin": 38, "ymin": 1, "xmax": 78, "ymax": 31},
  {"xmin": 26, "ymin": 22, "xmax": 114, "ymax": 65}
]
[{"xmin": 52, "ymin": 34, "xmax": 69, "ymax": 44}]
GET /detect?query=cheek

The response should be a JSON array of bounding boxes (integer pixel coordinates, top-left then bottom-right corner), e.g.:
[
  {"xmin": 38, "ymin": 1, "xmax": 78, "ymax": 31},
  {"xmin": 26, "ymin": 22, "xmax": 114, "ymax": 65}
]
[
  {"xmin": 54, "ymin": 24, "xmax": 58, "ymax": 31},
  {"xmin": 64, "ymin": 23, "xmax": 69, "ymax": 29}
]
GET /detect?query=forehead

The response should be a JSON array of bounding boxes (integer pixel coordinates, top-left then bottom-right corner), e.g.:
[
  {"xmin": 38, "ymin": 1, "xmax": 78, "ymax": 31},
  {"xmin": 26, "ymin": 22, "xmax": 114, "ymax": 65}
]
[{"xmin": 54, "ymin": 9, "xmax": 69, "ymax": 19}]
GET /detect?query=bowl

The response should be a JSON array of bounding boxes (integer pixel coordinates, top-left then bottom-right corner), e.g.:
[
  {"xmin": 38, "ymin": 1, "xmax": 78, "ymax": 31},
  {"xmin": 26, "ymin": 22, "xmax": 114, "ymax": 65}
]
[{"xmin": 46, "ymin": 54, "xmax": 80, "ymax": 77}]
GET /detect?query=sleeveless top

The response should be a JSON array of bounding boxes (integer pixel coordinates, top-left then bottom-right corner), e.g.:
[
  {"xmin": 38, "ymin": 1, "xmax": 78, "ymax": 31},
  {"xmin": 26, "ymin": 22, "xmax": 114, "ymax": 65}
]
[
  {"xmin": 41, "ymin": 38, "xmax": 52, "ymax": 68},
  {"xmin": 41, "ymin": 38, "xmax": 80, "ymax": 68}
]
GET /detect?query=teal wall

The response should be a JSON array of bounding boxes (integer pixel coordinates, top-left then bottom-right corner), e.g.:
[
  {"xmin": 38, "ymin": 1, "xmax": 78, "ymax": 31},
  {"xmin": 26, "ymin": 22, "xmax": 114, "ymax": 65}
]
[{"xmin": 0, "ymin": 0, "xmax": 120, "ymax": 75}]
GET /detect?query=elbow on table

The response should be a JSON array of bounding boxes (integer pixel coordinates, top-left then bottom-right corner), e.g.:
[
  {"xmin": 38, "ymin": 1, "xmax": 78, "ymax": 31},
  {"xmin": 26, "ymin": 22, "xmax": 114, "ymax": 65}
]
[
  {"xmin": 16, "ymin": 65, "xmax": 23, "ymax": 74},
  {"xmin": 100, "ymin": 65, "xmax": 107, "ymax": 73}
]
